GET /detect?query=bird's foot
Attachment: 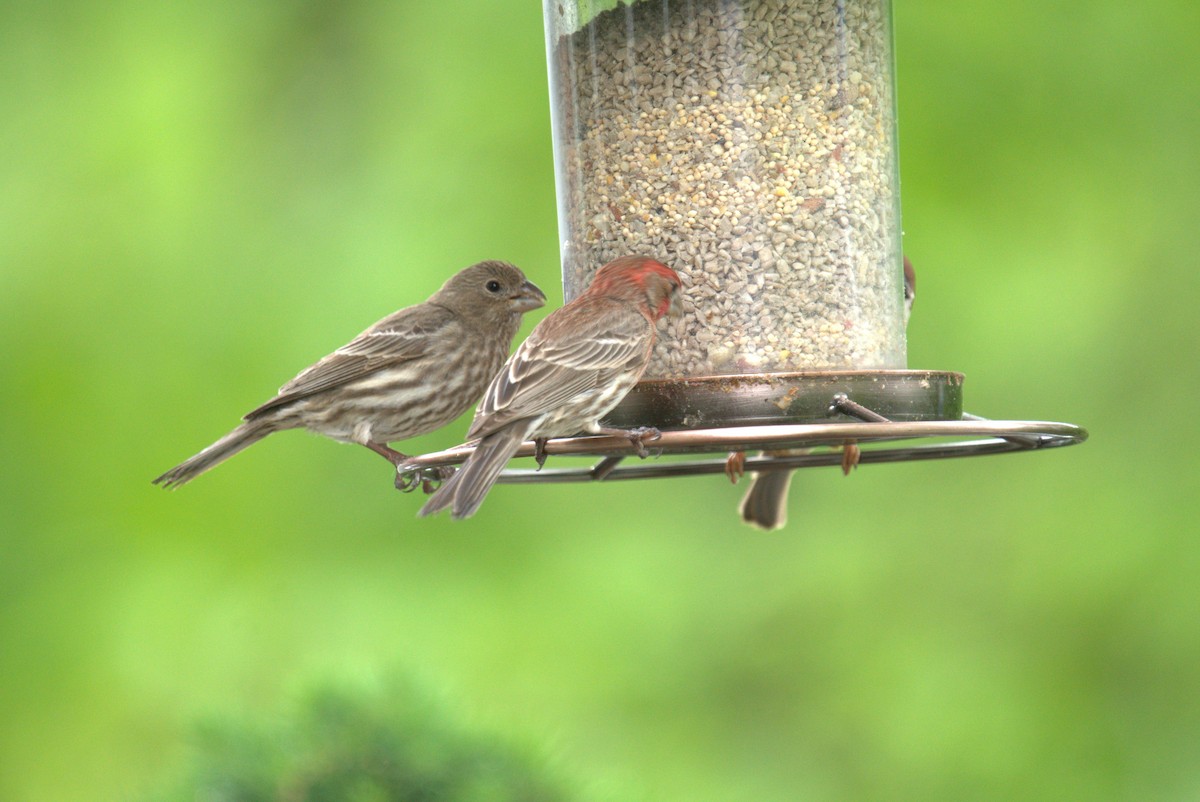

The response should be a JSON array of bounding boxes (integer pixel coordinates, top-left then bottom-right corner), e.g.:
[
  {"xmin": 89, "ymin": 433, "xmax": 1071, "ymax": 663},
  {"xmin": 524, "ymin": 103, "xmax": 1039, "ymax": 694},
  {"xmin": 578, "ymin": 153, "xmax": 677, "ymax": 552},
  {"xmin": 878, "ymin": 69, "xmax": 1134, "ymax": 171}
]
[
  {"xmin": 533, "ymin": 438, "xmax": 549, "ymax": 470},
  {"xmin": 840, "ymin": 440, "xmax": 861, "ymax": 476},
  {"xmin": 725, "ymin": 451, "xmax": 746, "ymax": 484},
  {"xmin": 395, "ymin": 468, "xmax": 421, "ymax": 492},
  {"xmin": 420, "ymin": 467, "xmax": 455, "ymax": 495},
  {"xmin": 597, "ymin": 426, "xmax": 661, "ymax": 459},
  {"xmin": 397, "ymin": 465, "xmax": 454, "ymax": 494},
  {"xmin": 627, "ymin": 426, "xmax": 662, "ymax": 458}
]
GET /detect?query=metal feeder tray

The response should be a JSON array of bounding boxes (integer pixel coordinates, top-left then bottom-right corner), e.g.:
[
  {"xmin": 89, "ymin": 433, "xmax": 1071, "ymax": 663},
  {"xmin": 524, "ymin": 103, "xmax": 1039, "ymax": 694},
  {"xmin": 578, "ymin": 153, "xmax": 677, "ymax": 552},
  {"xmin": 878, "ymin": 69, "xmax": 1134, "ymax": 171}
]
[{"xmin": 396, "ymin": 371, "xmax": 1088, "ymax": 486}]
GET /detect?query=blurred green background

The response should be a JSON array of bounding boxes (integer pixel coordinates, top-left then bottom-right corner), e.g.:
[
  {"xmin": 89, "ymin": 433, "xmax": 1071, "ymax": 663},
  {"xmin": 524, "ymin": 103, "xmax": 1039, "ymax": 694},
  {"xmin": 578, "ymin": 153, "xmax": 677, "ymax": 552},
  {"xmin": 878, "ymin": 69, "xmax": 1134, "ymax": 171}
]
[{"xmin": 2, "ymin": 1, "xmax": 1198, "ymax": 800}]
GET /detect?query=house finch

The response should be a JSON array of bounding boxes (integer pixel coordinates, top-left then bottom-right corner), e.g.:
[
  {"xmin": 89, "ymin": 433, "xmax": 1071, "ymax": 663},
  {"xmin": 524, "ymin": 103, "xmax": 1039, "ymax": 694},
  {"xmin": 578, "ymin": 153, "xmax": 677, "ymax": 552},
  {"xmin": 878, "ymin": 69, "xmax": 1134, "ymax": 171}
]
[
  {"xmin": 419, "ymin": 255, "xmax": 682, "ymax": 520},
  {"xmin": 153, "ymin": 261, "xmax": 546, "ymax": 488},
  {"xmin": 736, "ymin": 256, "xmax": 917, "ymax": 530}
]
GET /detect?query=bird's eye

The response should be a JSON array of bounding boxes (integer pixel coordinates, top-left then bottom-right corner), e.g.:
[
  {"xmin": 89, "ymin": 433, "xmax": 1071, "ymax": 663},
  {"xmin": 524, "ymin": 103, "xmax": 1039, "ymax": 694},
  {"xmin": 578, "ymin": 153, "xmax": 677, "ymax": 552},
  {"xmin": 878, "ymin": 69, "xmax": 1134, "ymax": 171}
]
[{"xmin": 486, "ymin": 280, "xmax": 502, "ymax": 293}]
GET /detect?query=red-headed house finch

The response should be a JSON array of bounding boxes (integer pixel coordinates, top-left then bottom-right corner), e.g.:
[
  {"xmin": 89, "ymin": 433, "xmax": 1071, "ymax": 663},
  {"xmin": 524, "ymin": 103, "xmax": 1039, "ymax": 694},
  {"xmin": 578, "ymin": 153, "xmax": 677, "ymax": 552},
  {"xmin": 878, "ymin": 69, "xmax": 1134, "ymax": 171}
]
[
  {"xmin": 153, "ymin": 261, "xmax": 545, "ymax": 488},
  {"xmin": 737, "ymin": 256, "xmax": 917, "ymax": 530},
  {"xmin": 419, "ymin": 255, "xmax": 682, "ymax": 520}
]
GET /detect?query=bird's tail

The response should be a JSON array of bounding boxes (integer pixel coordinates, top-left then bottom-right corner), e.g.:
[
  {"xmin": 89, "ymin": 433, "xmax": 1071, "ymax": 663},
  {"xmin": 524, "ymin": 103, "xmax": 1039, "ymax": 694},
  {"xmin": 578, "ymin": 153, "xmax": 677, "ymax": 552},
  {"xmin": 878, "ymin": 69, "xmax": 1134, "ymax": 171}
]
[
  {"xmin": 739, "ymin": 469, "xmax": 794, "ymax": 531},
  {"xmin": 153, "ymin": 420, "xmax": 278, "ymax": 489},
  {"xmin": 419, "ymin": 421, "xmax": 533, "ymax": 519}
]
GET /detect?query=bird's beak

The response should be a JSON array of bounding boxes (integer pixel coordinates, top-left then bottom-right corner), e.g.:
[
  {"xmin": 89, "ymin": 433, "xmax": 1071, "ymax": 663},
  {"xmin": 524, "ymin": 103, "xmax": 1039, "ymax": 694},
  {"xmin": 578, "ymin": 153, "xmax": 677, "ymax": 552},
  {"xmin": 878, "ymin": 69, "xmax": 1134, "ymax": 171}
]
[{"xmin": 511, "ymin": 279, "xmax": 547, "ymax": 312}]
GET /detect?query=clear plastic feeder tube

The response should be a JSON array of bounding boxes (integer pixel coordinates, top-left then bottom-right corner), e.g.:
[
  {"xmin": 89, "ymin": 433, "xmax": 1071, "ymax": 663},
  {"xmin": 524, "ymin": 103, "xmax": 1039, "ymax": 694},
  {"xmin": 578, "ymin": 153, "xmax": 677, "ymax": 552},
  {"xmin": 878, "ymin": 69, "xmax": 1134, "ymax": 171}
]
[{"xmin": 544, "ymin": 0, "xmax": 905, "ymax": 378}]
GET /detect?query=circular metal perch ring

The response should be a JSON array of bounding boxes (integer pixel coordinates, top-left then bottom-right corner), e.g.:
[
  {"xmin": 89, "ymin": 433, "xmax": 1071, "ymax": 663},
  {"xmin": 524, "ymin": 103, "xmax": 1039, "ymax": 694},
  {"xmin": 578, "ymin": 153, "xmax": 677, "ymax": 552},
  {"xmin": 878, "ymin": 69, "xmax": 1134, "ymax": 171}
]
[{"xmin": 397, "ymin": 419, "xmax": 1088, "ymax": 485}]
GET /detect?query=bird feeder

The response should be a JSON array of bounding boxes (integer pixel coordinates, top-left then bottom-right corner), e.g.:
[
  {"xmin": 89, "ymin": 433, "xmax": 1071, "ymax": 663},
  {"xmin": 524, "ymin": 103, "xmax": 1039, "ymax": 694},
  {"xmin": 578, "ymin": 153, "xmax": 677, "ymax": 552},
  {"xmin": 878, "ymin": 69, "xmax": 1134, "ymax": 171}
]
[
  {"xmin": 398, "ymin": 0, "xmax": 1085, "ymax": 497},
  {"xmin": 546, "ymin": 0, "xmax": 929, "ymax": 430}
]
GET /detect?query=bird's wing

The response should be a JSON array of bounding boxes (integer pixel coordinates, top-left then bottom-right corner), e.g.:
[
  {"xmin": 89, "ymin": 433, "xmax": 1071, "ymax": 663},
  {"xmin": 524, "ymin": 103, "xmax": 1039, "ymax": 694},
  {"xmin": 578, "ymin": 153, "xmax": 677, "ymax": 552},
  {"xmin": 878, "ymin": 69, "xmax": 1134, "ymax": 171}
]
[
  {"xmin": 469, "ymin": 297, "xmax": 649, "ymax": 438},
  {"xmin": 245, "ymin": 303, "xmax": 456, "ymax": 419}
]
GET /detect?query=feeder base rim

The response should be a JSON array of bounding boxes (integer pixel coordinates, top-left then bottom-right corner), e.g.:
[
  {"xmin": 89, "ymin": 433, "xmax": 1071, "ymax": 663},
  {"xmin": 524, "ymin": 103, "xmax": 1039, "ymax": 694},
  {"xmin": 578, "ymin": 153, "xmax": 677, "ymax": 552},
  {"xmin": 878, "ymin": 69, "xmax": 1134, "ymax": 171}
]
[{"xmin": 396, "ymin": 417, "xmax": 1088, "ymax": 485}]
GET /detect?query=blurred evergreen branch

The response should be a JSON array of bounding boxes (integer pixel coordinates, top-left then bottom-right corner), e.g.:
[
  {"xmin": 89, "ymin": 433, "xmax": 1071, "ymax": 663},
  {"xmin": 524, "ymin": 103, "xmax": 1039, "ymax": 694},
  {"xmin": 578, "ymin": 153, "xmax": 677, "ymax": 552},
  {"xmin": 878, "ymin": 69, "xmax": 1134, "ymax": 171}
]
[{"xmin": 145, "ymin": 676, "xmax": 583, "ymax": 802}]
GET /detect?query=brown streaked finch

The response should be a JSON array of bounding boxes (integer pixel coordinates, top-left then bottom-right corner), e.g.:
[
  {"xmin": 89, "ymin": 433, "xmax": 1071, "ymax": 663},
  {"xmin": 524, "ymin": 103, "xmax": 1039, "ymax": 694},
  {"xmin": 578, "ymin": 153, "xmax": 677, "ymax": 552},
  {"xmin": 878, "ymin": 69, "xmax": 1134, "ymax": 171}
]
[
  {"xmin": 419, "ymin": 255, "xmax": 682, "ymax": 520},
  {"xmin": 735, "ymin": 255, "xmax": 917, "ymax": 530},
  {"xmin": 153, "ymin": 261, "xmax": 546, "ymax": 489}
]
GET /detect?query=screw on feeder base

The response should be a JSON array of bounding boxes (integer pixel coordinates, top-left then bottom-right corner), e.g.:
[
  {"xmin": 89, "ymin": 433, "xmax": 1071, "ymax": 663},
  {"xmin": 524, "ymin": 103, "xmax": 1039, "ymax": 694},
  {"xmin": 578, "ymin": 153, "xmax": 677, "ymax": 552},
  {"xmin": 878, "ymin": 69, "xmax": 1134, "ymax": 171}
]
[
  {"xmin": 825, "ymin": 393, "xmax": 892, "ymax": 474},
  {"xmin": 830, "ymin": 393, "xmax": 892, "ymax": 423}
]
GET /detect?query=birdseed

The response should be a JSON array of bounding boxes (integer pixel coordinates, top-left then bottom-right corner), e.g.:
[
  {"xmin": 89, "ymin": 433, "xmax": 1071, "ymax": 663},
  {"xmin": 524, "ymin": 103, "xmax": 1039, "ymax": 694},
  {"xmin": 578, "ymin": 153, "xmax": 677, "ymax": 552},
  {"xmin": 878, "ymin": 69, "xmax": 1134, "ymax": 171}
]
[{"xmin": 546, "ymin": 0, "xmax": 906, "ymax": 377}]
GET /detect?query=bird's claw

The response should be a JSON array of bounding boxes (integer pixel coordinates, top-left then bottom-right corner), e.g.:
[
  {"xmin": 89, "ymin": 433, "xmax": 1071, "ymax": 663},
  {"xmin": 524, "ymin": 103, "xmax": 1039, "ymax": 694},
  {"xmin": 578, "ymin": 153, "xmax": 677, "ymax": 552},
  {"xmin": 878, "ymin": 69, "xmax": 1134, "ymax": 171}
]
[
  {"xmin": 626, "ymin": 426, "xmax": 661, "ymax": 459},
  {"xmin": 396, "ymin": 465, "xmax": 454, "ymax": 494},
  {"xmin": 725, "ymin": 451, "xmax": 746, "ymax": 483},
  {"xmin": 396, "ymin": 470, "xmax": 421, "ymax": 493},
  {"xmin": 840, "ymin": 440, "xmax": 861, "ymax": 476},
  {"xmin": 534, "ymin": 437, "xmax": 549, "ymax": 470}
]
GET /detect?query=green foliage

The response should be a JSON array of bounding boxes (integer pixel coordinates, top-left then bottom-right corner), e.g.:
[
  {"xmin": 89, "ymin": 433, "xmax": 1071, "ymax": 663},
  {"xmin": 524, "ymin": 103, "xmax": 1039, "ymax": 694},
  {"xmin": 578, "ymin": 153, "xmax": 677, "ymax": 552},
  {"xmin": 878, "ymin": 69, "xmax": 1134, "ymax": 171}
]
[
  {"xmin": 550, "ymin": 1, "xmax": 635, "ymax": 34},
  {"xmin": 2, "ymin": 1, "xmax": 1199, "ymax": 801},
  {"xmin": 148, "ymin": 677, "xmax": 575, "ymax": 802}
]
